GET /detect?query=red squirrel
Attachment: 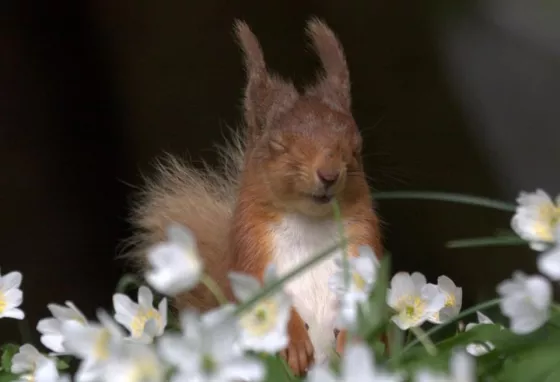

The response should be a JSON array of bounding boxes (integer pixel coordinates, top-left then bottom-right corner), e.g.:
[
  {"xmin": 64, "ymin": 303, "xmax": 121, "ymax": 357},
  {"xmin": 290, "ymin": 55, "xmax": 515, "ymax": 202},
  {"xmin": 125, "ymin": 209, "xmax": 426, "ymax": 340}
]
[{"xmin": 128, "ymin": 18, "xmax": 383, "ymax": 376}]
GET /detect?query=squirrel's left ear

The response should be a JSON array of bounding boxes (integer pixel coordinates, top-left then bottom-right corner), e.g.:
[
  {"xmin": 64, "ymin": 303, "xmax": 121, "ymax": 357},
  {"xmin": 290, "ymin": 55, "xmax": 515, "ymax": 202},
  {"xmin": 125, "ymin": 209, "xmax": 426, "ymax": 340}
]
[
  {"xmin": 234, "ymin": 20, "xmax": 299, "ymax": 146},
  {"xmin": 305, "ymin": 18, "xmax": 351, "ymax": 114}
]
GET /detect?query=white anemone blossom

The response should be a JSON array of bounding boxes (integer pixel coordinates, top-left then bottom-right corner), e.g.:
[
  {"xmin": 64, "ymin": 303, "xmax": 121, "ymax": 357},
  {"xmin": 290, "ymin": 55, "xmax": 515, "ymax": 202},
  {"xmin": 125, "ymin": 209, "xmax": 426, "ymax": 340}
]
[
  {"xmin": 429, "ymin": 276, "xmax": 462, "ymax": 324},
  {"xmin": 497, "ymin": 271, "xmax": 552, "ymax": 334},
  {"xmin": 113, "ymin": 285, "xmax": 167, "ymax": 343},
  {"xmin": 37, "ymin": 301, "xmax": 88, "ymax": 354},
  {"xmin": 536, "ymin": 224, "xmax": 560, "ymax": 281},
  {"xmin": 11, "ymin": 344, "xmax": 68, "ymax": 382},
  {"xmin": 0, "ymin": 269, "xmax": 24, "ymax": 320},
  {"xmin": 511, "ymin": 189, "xmax": 560, "ymax": 251},
  {"xmin": 228, "ymin": 264, "xmax": 292, "ymax": 353},
  {"xmin": 145, "ymin": 223, "xmax": 203, "ymax": 296},
  {"xmin": 328, "ymin": 245, "xmax": 379, "ymax": 330},
  {"xmin": 415, "ymin": 350, "xmax": 476, "ymax": 382},
  {"xmin": 158, "ymin": 305, "xmax": 265, "ymax": 382},
  {"xmin": 306, "ymin": 341, "xmax": 403, "ymax": 382},
  {"xmin": 465, "ymin": 312, "xmax": 497, "ymax": 357},
  {"xmin": 387, "ymin": 272, "xmax": 446, "ymax": 330},
  {"xmin": 102, "ymin": 342, "xmax": 165, "ymax": 382},
  {"xmin": 61, "ymin": 310, "xmax": 126, "ymax": 382}
]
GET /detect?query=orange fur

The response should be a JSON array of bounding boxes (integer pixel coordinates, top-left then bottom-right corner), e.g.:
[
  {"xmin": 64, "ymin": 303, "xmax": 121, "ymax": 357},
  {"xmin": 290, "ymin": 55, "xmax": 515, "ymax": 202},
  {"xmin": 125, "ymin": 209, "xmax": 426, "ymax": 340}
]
[{"xmin": 127, "ymin": 18, "xmax": 386, "ymax": 376}]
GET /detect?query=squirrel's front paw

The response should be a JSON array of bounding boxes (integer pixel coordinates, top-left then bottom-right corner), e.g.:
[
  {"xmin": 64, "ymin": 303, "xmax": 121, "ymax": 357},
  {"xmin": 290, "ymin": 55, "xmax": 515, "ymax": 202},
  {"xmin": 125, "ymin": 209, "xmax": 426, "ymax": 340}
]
[
  {"xmin": 335, "ymin": 329, "xmax": 347, "ymax": 354},
  {"xmin": 280, "ymin": 309, "xmax": 314, "ymax": 376}
]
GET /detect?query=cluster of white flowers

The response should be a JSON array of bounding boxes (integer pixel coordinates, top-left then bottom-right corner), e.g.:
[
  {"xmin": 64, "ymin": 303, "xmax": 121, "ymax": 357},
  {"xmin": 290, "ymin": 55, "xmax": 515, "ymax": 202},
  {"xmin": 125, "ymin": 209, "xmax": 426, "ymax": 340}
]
[
  {"xmin": 496, "ymin": 189, "xmax": 560, "ymax": 335},
  {"xmin": 1, "ymin": 188, "xmax": 559, "ymax": 381}
]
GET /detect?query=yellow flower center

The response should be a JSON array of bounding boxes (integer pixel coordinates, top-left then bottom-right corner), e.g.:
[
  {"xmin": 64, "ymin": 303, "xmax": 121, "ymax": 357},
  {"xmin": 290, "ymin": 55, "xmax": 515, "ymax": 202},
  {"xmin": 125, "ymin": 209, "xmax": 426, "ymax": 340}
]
[
  {"xmin": 93, "ymin": 329, "xmax": 111, "ymax": 360},
  {"xmin": 126, "ymin": 360, "xmax": 161, "ymax": 382},
  {"xmin": 445, "ymin": 293, "xmax": 456, "ymax": 308},
  {"xmin": 202, "ymin": 354, "xmax": 217, "ymax": 374},
  {"xmin": 239, "ymin": 299, "xmax": 278, "ymax": 337},
  {"xmin": 0, "ymin": 291, "xmax": 6, "ymax": 314},
  {"xmin": 535, "ymin": 205, "xmax": 560, "ymax": 241},
  {"xmin": 396, "ymin": 296, "xmax": 426, "ymax": 323},
  {"xmin": 352, "ymin": 272, "xmax": 366, "ymax": 291},
  {"xmin": 130, "ymin": 309, "xmax": 162, "ymax": 337}
]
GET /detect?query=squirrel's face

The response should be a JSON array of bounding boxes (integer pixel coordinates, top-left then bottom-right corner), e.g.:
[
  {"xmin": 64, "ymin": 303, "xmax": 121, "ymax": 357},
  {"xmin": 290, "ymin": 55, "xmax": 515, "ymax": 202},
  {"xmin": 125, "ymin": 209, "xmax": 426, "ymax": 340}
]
[
  {"xmin": 236, "ymin": 18, "xmax": 367, "ymax": 217},
  {"xmin": 258, "ymin": 98, "xmax": 364, "ymax": 217}
]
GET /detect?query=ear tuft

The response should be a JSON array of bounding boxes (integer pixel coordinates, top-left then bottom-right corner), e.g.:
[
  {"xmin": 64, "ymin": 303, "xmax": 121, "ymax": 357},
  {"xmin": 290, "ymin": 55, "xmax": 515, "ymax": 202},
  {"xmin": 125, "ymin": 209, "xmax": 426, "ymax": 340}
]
[
  {"xmin": 234, "ymin": 20, "xmax": 266, "ymax": 76},
  {"xmin": 233, "ymin": 20, "xmax": 299, "ymax": 146},
  {"xmin": 305, "ymin": 18, "xmax": 351, "ymax": 113}
]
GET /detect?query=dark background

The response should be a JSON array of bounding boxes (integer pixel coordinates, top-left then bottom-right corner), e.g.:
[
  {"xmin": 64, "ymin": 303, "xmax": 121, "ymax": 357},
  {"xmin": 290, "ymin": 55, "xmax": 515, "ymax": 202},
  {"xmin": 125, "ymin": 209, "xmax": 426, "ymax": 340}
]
[{"xmin": 2, "ymin": 0, "xmax": 559, "ymax": 342}]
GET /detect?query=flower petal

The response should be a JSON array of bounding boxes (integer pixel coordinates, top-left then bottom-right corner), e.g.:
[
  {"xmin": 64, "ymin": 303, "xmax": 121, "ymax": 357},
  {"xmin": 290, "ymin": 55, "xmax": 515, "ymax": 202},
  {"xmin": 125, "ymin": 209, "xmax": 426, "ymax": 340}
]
[
  {"xmin": 138, "ymin": 286, "xmax": 154, "ymax": 308},
  {"xmin": 307, "ymin": 365, "xmax": 337, "ymax": 382},
  {"xmin": 1, "ymin": 271, "xmax": 22, "ymax": 291},
  {"xmin": 411, "ymin": 272, "xmax": 427, "ymax": 290},
  {"xmin": 342, "ymin": 342, "xmax": 376, "ymax": 380},
  {"xmin": 537, "ymin": 247, "xmax": 560, "ymax": 281},
  {"xmin": 2, "ymin": 308, "xmax": 25, "ymax": 320},
  {"xmin": 526, "ymin": 275, "xmax": 552, "ymax": 310},
  {"xmin": 228, "ymin": 272, "xmax": 261, "ymax": 302}
]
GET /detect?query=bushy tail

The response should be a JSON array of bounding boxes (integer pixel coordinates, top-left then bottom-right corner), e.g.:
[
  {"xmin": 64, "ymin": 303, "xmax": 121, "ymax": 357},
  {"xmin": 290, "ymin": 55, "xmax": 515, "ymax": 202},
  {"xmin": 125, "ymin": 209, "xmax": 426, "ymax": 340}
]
[{"xmin": 124, "ymin": 127, "xmax": 247, "ymax": 310}]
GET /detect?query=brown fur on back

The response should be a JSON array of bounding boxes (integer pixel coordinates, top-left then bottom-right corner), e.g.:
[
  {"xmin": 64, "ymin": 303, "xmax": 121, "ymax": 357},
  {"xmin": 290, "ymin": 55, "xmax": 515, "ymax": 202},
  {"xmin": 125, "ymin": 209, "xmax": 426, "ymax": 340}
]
[{"xmin": 125, "ymin": 127, "xmax": 246, "ymax": 310}]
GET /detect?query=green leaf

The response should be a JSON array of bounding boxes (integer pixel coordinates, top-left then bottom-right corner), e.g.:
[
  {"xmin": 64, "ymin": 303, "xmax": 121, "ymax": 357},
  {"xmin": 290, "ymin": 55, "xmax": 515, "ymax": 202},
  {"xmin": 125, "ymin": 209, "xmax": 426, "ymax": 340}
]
[
  {"xmin": 446, "ymin": 235, "xmax": 526, "ymax": 249},
  {"xmin": 0, "ymin": 372, "xmax": 18, "ymax": 382},
  {"xmin": 360, "ymin": 255, "xmax": 391, "ymax": 341},
  {"xmin": 494, "ymin": 343, "xmax": 560, "ymax": 382},
  {"xmin": 0, "ymin": 344, "xmax": 19, "ymax": 373},
  {"xmin": 55, "ymin": 357, "xmax": 70, "ymax": 371},
  {"xmin": 387, "ymin": 322, "xmax": 404, "ymax": 361},
  {"xmin": 115, "ymin": 273, "xmax": 143, "ymax": 294},
  {"xmin": 260, "ymin": 354, "xmax": 299, "ymax": 382},
  {"xmin": 372, "ymin": 191, "xmax": 516, "ymax": 212}
]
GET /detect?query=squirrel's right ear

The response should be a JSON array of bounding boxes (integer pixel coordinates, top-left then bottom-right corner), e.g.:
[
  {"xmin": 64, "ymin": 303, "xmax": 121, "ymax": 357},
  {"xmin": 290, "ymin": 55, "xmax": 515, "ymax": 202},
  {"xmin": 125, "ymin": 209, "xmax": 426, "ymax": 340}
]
[
  {"xmin": 234, "ymin": 20, "xmax": 299, "ymax": 145},
  {"xmin": 305, "ymin": 18, "xmax": 351, "ymax": 114}
]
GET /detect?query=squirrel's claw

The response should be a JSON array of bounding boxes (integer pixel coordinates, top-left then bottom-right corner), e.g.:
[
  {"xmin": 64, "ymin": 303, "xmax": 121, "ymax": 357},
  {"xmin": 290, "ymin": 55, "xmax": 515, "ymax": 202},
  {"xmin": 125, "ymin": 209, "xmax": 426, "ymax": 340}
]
[{"xmin": 281, "ymin": 310, "xmax": 315, "ymax": 376}]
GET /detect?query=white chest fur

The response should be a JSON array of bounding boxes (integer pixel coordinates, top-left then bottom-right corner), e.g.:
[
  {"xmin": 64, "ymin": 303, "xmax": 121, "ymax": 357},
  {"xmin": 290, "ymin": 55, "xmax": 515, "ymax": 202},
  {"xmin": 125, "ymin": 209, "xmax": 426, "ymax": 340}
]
[{"xmin": 270, "ymin": 214, "xmax": 343, "ymax": 364}]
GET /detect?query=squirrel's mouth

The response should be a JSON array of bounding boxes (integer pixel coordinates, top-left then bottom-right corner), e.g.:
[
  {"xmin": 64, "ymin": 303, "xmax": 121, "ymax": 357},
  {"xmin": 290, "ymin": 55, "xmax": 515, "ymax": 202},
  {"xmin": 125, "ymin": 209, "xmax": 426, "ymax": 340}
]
[{"xmin": 309, "ymin": 193, "xmax": 333, "ymax": 204}]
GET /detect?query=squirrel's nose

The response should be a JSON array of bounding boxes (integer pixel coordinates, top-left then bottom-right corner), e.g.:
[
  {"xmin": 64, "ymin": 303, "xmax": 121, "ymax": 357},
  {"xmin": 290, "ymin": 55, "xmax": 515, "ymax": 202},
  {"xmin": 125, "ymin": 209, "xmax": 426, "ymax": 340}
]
[{"xmin": 317, "ymin": 169, "xmax": 339, "ymax": 188}]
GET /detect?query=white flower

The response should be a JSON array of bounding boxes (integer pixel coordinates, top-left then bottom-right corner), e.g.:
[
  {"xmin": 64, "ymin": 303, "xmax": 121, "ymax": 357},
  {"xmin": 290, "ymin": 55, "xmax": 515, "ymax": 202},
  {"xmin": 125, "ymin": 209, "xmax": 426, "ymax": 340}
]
[
  {"xmin": 228, "ymin": 264, "xmax": 291, "ymax": 354},
  {"xmin": 511, "ymin": 189, "xmax": 560, "ymax": 251},
  {"xmin": 329, "ymin": 245, "xmax": 379, "ymax": 299},
  {"xmin": 465, "ymin": 312, "xmax": 496, "ymax": 356},
  {"xmin": 37, "ymin": 301, "xmax": 87, "ymax": 354},
  {"xmin": 102, "ymin": 343, "xmax": 165, "ymax": 382},
  {"xmin": 497, "ymin": 271, "xmax": 551, "ymax": 334},
  {"xmin": 306, "ymin": 341, "xmax": 403, "ymax": 382},
  {"xmin": 11, "ymin": 344, "xmax": 49, "ymax": 375},
  {"xmin": 386, "ymin": 272, "xmax": 446, "ymax": 330},
  {"xmin": 11, "ymin": 344, "xmax": 67, "ymax": 382},
  {"xmin": 537, "ymin": 224, "xmax": 560, "ymax": 280},
  {"xmin": 113, "ymin": 285, "xmax": 167, "ymax": 343},
  {"xmin": 328, "ymin": 246, "xmax": 379, "ymax": 330},
  {"xmin": 415, "ymin": 350, "xmax": 475, "ymax": 382},
  {"xmin": 158, "ymin": 305, "xmax": 265, "ymax": 382},
  {"xmin": 145, "ymin": 223, "xmax": 203, "ymax": 296},
  {"xmin": 0, "ymin": 269, "xmax": 24, "ymax": 320},
  {"xmin": 61, "ymin": 309, "xmax": 126, "ymax": 382},
  {"xmin": 428, "ymin": 276, "xmax": 462, "ymax": 324}
]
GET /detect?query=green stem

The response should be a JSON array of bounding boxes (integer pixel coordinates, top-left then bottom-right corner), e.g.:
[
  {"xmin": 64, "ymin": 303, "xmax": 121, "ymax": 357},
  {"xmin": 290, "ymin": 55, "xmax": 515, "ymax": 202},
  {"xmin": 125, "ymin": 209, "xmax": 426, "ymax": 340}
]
[
  {"xmin": 447, "ymin": 236, "xmax": 526, "ymax": 249},
  {"xmin": 372, "ymin": 191, "xmax": 516, "ymax": 212},
  {"xmin": 409, "ymin": 326, "xmax": 437, "ymax": 356},
  {"xmin": 332, "ymin": 200, "xmax": 350, "ymax": 291},
  {"xmin": 18, "ymin": 318, "xmax": 33, "ymax": 345},
  {"xmin": 233, "ymin": 240, "xmax": 347, "ymax": 316},
  {"xmin": 200, "ymin": 274, "xmax": 228, "ymax": 305},
  {"xmin": 405, "ymin": 329, "xmax": 413, "ymax": 345},
  {"xmin": 392, "ymin": 298, "xmax": 502, "ymax": 362}
]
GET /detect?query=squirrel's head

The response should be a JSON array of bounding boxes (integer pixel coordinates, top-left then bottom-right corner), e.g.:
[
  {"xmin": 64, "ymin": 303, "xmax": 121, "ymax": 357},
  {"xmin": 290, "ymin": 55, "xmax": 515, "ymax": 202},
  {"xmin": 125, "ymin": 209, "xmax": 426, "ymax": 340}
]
[{"xmin": 235, "ymin": 18, "xmax": 365, "ymax": 217}]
